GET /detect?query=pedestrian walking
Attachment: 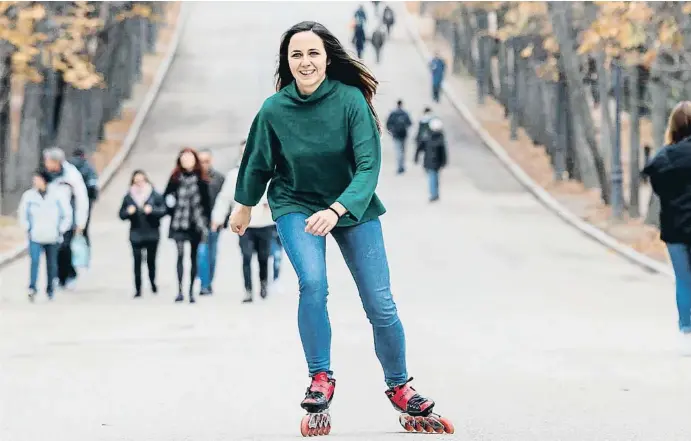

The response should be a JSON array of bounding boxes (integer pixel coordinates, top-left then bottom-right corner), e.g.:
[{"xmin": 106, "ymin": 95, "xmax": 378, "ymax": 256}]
[
  {"xmin": 382, "ymin": 5, "xmax": 395, "ymax": 36},
  {"xmin": 18, "ymin": 169, "xmax": 71, "ymax": 301},
  {"xmin": 163, "ymin": 147, "xmax": 212, "ymax": 304},
  {"xmin": 68, "ymin": 148, "xmax": 99, "ymax": 247},
  {"xmin": 196, "ymin": 149, "xmax": 225, "ymax": 296},
  {"xmin": 417, "ymin": 118, "xmax": 448, "ymax": 202},
  {"xmin": 212, "ymin": 140, "xmax": 275, "ymax": 303},
  {"xmin": 118, "ymin": 170, "xmax": 166, "ymax": 298},
  {"xmin": 228, "ymin": 20, "xmax": 453, "ymax": 436},
  {"xmin": 42, "ymin": 147, "xmax": 90, "ymax": 290},
  {"xmin": 642, "ymin": 100, "xmax": 691, "ymax": 353},
  {"xmin": 371, "ymin": 26, "xmax": 385, "ymax": 64},
  {"xmin": 352, "ymin": 21, "xmax": 366, "ymax": 59},
  {"xmin": 414, "ymin": 107, "xmax": 434, "ymax": 164},
  {"xmin": 385, "ymin": 100, "xmax": 412, "ymax": 174},
  {"xmin": 429, "ymin": 51, "xmax": 446, "ymax": 103}
]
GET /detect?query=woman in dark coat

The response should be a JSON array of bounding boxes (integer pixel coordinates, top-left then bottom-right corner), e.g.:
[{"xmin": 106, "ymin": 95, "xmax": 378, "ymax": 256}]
[
  {"xmin": 163, "ymin": 147, "xmax": 212, "ymax": 303},
  {"xmin": 643, "ymin": 101, "xmax": 691, "ymax": 351},
  {"xmin": 119, "ymin": 169, "xmax": 167, "ymax": 298}
]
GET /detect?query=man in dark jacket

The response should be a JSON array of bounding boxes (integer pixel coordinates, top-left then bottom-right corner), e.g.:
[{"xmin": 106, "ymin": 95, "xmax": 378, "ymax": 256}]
[
  {"xmin": 197, "ymin": 149, "xmax": 225, "ymax": 295},
  {"xmin": 414, "ymin": 107, "xmax": 434, "ymax": 164},
  {"xmin": 386, "ymin": 100, "xmax": 413, "ymax": 174},
  {"xmin": 68, "ymin": 148, "xmax": 99, "ymax": 246},
  {"xmin": 383, "ymin": 5, "xmax": 395, "ymax": 36},
  {"xmin": 371, "ymin": 26, "xmax": 385, "ymax": 64},
  {"xmin": 418, "ymin": 117, "xmax": 448, "ymax": 202}
]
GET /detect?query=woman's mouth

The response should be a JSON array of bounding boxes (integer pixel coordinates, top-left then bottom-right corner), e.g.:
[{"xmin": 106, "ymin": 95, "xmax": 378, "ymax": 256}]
[{"xmin": 299, "ymin": 69, "xmax": 316, "ymax": 77}]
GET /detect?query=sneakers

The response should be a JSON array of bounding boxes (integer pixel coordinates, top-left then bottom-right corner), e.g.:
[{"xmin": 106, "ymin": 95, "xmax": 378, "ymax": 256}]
[
  {"xmin": 28, "ymin": 288, "xmax": 37, "ymax": 302},
  {"xmin": 242, "ymin": 289, "xmax": 253, "ymax": 303}
]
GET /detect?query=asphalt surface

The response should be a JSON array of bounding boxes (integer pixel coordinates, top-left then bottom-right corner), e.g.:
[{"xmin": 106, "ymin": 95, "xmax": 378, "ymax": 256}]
[{"xmin": 1, "ymin": 3, "xmax": 689, "ymax": 441}]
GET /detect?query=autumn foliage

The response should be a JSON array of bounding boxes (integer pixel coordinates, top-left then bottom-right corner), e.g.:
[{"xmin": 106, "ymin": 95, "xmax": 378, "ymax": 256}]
[{"xmin": 0, "ymin": 1, "xmax": 159, "ymax": 89}]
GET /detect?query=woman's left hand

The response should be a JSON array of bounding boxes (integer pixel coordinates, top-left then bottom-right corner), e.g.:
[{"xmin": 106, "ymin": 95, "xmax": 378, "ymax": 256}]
[{"xmin": 305, "ymin": 209, "xmax": 339, "ymax": 236}]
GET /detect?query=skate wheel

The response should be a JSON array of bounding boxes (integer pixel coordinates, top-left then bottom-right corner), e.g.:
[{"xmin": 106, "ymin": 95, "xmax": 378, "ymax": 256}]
[
  {"xmin": 414, "ymin": 416, "xmax": 425, "ymax": 432},
  {"xmin": 300, "ymin": 415, "xmax": 311, "ymax": 437},
  {"xmin": 399, "ymin": 414, "xmax": 414, "ymax": 432},
  {"xmin": 438, "ymin": 416, "xmax": 455, "ymax": 434}
]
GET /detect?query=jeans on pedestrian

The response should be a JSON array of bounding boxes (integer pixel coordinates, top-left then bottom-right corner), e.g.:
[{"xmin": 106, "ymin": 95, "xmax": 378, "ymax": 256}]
[
  {"xmin": 271, "ymin": 227, "xmax": 283, "ymax": 281},
  {"xmin": 275, "ymin": 213, "xmax": 408, "ymax": 387},
  {"xmin": 393, "ymin": 137, "xmax": 406, "ymax": 173},
  {"xmin": 197, "ymin": 229, "xmax": 220, "ymax": 290},
  {"xmin": 426, "ymin": 168, "xmax": 440, "ymax": 200},
  {"xmin": 239, "ymin": 226, "xmax": 272, "ymax": 291},
  {"xmin": 667, "ymin": 243, "xmax": 691, "ymax": 332},
  {"xmin": 432, "ymin": 82, "xmax": 442, "ymax": 102},
  {"xmin": 29, "ymin": 241, "xmax": 58, "ymax": 295}
]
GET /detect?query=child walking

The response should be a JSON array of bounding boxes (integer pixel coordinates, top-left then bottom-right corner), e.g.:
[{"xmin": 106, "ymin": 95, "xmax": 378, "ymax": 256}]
[{"xmin": 18, "ymin": 169, "xmax": 71, "ymax": 301}]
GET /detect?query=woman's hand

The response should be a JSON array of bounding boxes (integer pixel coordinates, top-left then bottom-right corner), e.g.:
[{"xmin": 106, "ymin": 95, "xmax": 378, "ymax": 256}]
[
  {"xmin": 127, "ymin": 205, "xmax": 136, "ymax": 215},
  {"xmin": 229, "ymin": 205, "xmax": 251, "ymax": 236},
  {"xmin": 305, "ymin": 209, "xmax": 339, "ymax": 236}
]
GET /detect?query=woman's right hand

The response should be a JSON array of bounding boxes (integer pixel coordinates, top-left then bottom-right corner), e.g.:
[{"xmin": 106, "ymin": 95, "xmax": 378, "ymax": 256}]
[
  {"xmin": 229, "ymin": 205, "xmax": 251, "ymax": 236},
  {"xmin": 127, "ymin": 205, "xmax": 136, "ymax": 215}
]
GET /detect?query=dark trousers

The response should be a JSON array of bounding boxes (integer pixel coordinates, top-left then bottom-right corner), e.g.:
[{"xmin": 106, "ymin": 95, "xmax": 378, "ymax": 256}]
[
  {"xmin": 176, "ymin": 239, "xmax": 200, "ymax": 293},
  {"xmin": 239, "ymin": 226, "xmax": 273, "ymax": 291},
  {"xmin": 84, "ymin": 202, "xmax": 94, "ymax": 247},
  {"xmin": 131, "ymin": 240, "xmax": 158, "ymax": 293},
  {"xmin": 57, "ymin": 230, "xmax": 77, "ymax": 285}
]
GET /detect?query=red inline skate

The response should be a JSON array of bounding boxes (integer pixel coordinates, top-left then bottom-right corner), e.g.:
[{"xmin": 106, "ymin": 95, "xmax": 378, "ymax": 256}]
[
  {"xmin": 300, "ymin": 372, "xmax": 335, "ymax": 437},
  {"xmin": 385, "ymin": 377, "xmax": 454, "ymax": 434}
]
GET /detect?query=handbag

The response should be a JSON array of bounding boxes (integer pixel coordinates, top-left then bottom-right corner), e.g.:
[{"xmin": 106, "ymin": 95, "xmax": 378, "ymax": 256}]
[{"xmin": 71, "ymin": 234, "xmax": 90, "ymax": 269}]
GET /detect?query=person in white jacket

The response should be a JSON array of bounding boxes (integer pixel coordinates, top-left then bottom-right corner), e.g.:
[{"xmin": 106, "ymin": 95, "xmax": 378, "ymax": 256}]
[
  {"xmin": 18, "ymin": 169, "xmax": 73, "ymax": 301},
  {"xmin": 211, "ymin": 141, "xmax": 276, "ymax": 303},
  {"xmin": 42, "ymin": 147, "xmax": 90, "ymax": 289}
]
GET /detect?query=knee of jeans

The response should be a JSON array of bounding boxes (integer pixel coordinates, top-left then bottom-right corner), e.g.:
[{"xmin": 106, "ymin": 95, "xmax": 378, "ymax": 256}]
[
  {"xmin": 362, "ymin": 289, "xmax": 400, "ymax": 327},
  {"xmin": 298, "ymin": 273, "xmax": 328, "ymax": 304}
]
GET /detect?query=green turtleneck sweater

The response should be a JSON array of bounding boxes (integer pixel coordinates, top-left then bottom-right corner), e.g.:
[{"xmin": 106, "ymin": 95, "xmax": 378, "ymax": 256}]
[{"xmin": 234, "ymin": 77, "xmax": 386, "ymax": 227}]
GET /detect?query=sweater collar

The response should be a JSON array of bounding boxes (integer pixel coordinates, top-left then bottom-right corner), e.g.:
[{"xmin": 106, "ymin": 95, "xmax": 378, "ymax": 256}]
[{"xmin": 285, "ymin": 76, "xmax": 337, "ymax": 104}]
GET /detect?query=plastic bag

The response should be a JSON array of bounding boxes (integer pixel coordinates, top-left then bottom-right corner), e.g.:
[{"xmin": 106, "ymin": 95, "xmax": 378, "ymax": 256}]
[{"xmin": 71, "ymin": 234, "xmax": 90, "ymax": 270}]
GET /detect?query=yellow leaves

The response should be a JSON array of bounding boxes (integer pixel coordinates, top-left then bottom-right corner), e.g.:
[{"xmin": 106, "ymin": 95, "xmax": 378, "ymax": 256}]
[
  {"xmin": 542, "ymin": 36, "xmax": 559, "ymax": 53},
  {"xmin": 577, "ymin": 29, "xmax": 601, "ymax": 55},
  {"xmin": 642, "ymin": 49, "xmax": 657, "ymax": 69},
  {"xmin": 683, "ymin": 3, "xmax": 691, "ymax": 14},
  {"xmin": 520, "ymin": 43, "xmax": 533, "ymax": 58}
]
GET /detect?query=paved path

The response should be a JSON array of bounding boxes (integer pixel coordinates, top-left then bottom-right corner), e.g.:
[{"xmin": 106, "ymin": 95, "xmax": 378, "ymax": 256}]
[{"xmin": 1, "ymin": 3, "xmax": 690, "ymax": 441}]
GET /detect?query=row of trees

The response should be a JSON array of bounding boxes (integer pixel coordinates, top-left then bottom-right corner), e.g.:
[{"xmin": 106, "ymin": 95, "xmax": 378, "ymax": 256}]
[
  {"xmin": 427, "ymin": 1, "xmax": 690, "ymax": 227},
  {"xmin": 0, "ymin": 1, "xmax": 171, "ymax": 214}
]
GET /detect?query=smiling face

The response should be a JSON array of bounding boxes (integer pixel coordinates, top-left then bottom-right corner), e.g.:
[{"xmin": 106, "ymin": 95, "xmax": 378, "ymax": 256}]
[
  {"xmin": 179, "ymin": 151, "xmax": 196, "ymax": 171},
  {"xmin": 132, "ymin": 172, "xmax": 147, "ymax": 188},
  {"xmin": 288, "ymin": 30, "xmax": 328, "ymax": 95}
]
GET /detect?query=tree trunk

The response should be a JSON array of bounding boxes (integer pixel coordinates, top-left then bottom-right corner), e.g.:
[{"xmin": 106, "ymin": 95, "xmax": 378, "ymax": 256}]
[
  {"xmin": 644, "ymin": 64, "xmax": 667, "ymax": 227},
  {"xmin": 628, "ymin": 66, "xmax": 641, "ymax": 218},
  {"xmin": 549, "ymin": 1, "xmax": 609, "ymax": 201},
  {"xmin": 0, "ymin": 52, "xmax": 10, "ymax": 214},
  {"xmin": 595, "ymin": 51, "xmax": 614, "ymax": 172}
]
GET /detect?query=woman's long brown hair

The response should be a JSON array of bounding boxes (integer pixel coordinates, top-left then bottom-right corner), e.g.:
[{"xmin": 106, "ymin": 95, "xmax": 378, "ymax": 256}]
[
  {"xmin": 665, "ymin": 101, "xmax": 691, "ymax": 146},
  {"xmin": 275, "ymin": 21, "xmax": 381, "ymax": 133},
  {"xmin": 170, "ymin": 147, "xmax": 208, "ymax": 182}
]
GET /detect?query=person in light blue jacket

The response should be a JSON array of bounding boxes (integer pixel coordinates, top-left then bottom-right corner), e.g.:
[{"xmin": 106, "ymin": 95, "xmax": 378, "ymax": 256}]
[{"xmin": 18, "ymin": 169, "xmax": 72, "ymax": 301}]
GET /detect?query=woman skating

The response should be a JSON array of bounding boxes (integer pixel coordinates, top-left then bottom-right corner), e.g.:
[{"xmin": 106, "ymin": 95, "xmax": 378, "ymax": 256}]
[
  {"xmin": 229, "ymin": 21, "xmax": 453, "ymax": 435},
  {"xmin": 163, "ymin": 148, "xmax": 211, "ymax": 304},
  {"xmin": 643, "ymin": 101, "xmax": 691, "ymax": 353},
  {"xmin": 118, "ymin": 170, "xmax": 166, "ymax": 298}
]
